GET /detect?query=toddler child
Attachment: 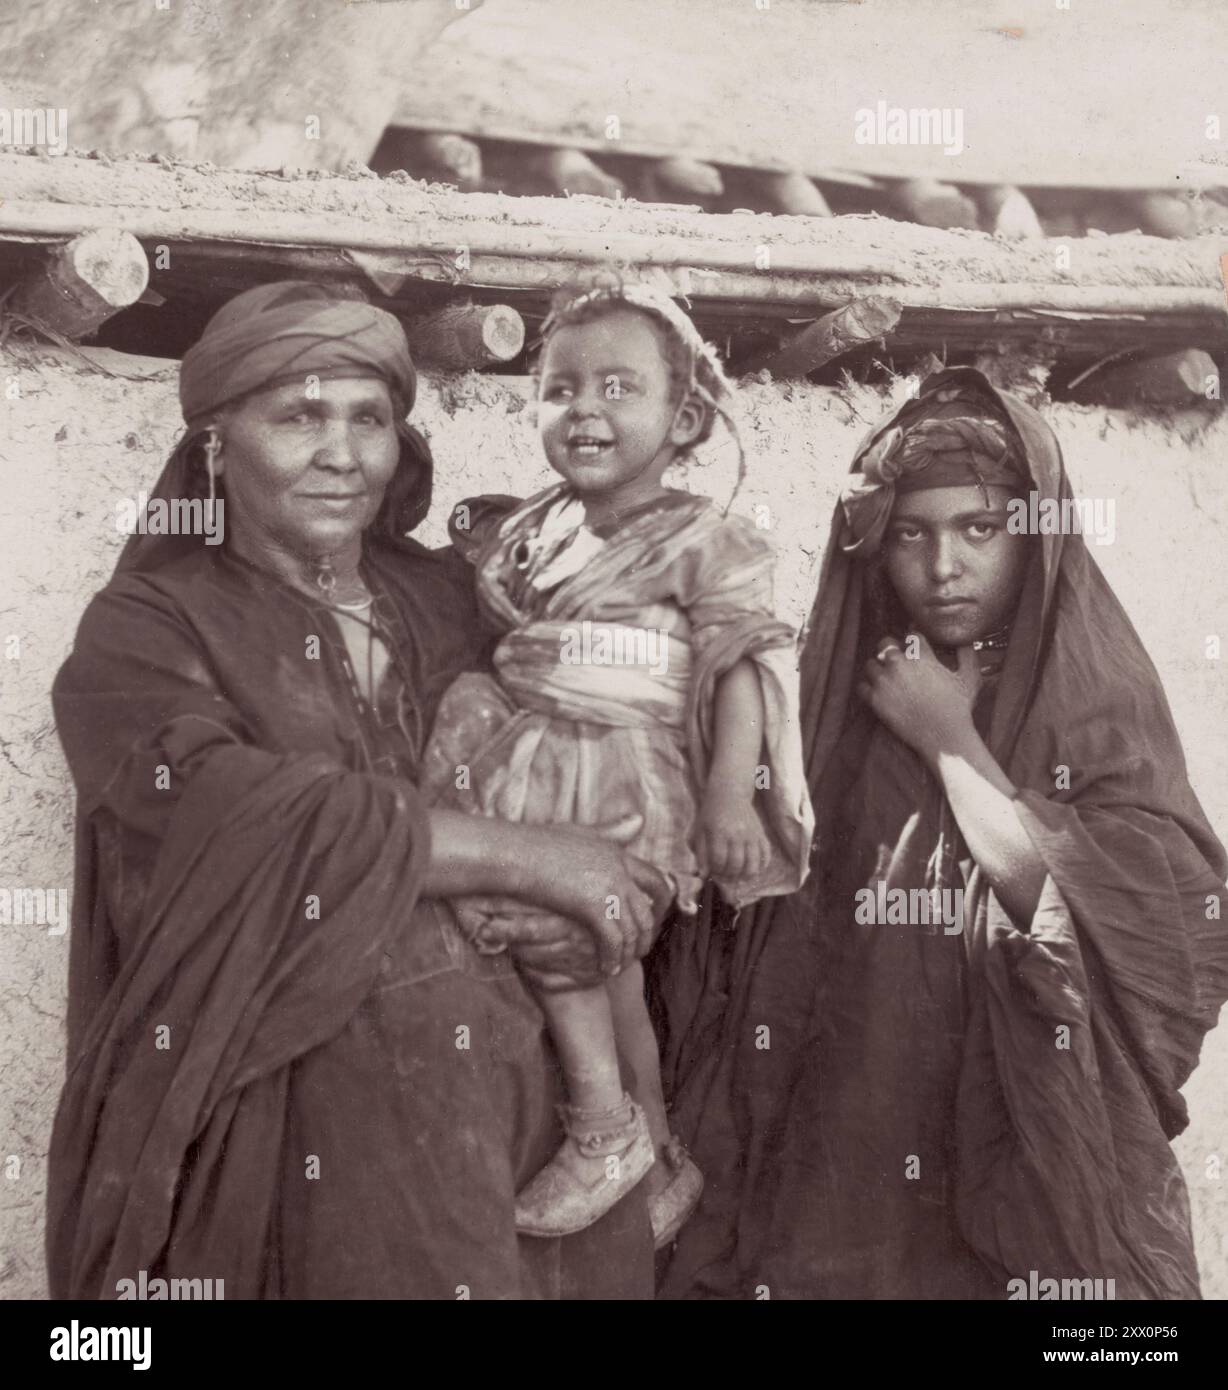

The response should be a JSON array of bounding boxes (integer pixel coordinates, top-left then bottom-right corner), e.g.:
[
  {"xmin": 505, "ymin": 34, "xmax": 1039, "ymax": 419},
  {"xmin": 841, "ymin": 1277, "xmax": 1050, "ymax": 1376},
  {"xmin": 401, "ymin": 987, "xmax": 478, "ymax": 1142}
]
[{"xmin": 422, "ymin": 281, "xmax": 813, "ymax": 1245}]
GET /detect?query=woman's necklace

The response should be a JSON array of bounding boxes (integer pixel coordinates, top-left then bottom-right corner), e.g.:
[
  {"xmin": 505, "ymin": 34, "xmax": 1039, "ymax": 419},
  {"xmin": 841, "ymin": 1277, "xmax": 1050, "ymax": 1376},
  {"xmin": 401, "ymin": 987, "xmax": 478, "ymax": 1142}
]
[
  {"xmin": 329, "ymin": 593, "xmax": 375, "ymax": 612},
  {"xmin": 288, "ymin": 557, "xmax": 425, "ymax": 769},
  {"xmin": 304, "ymin": 554, "xmax": 381, "ymax": 702},
  {"xmin": 330, "ymin": 598, "xmax": 386, "ymax": 707},
  {"xmin": 313, "ymin": 555, "xmax": 374, "ymax": 611}
]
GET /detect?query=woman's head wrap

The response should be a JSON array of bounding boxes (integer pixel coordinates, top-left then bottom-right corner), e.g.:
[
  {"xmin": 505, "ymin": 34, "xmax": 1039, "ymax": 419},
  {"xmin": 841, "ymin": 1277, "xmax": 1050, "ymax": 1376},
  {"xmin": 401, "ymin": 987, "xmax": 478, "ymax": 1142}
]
[
  {"xmin": 179, "ymin": 280, "xmax": 417, "ymax": 423},
  {"xmin": 120, "ymin": 282, "xmax": 433, "ymax": 574},
  {"xmin": 540, "ymin": 280, "xmax": 747, "ymax": 504},
  {"xmin": 840, "ymin": 377, "xmax": 1027, "ymax": 557}
]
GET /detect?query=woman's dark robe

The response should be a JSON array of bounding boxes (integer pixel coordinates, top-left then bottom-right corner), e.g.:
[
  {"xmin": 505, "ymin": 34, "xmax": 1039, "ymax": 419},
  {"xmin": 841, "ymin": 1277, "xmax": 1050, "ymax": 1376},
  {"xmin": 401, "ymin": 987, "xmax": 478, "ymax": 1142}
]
[
  {"xmin": 651, "ymin": 367, "xmax": 1228, "ymax": 1300},
  {"xmin": 48, "ymin": 532, "xmax": 651, "ymax": 1299}
]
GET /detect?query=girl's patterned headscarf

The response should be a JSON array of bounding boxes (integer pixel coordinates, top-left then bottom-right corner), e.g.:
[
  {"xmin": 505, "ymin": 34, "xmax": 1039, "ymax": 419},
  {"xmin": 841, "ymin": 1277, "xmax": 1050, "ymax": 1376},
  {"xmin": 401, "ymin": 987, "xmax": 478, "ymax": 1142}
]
[
  {"xmin": 840, "ymin": 380, "xmax": 1027, "ymax": 557},
  {"xmin": 540, "ymin": 281, "xmax": 747, "ymax": 504}
]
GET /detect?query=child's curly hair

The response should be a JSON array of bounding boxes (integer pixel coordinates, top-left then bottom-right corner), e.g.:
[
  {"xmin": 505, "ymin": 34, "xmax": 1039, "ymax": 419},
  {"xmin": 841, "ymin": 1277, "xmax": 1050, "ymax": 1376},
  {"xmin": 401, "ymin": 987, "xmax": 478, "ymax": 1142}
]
[{"xmin": 537, "ymin": 275, "xmax": 746, "ymax": 502}]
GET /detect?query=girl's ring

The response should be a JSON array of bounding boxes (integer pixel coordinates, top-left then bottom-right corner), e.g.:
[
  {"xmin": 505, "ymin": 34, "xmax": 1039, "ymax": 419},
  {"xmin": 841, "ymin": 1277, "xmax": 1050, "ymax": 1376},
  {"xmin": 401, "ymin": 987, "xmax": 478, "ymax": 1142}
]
[{"xmin": 877, "ymin": 644, "xmax": 903, "ymax": 663}]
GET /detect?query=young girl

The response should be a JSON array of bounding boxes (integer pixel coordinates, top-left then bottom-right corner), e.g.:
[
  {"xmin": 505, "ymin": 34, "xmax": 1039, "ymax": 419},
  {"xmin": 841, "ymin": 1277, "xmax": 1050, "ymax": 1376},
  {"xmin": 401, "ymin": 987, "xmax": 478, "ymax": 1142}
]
[
  {"xmin": 421, "ymin": 282, "xmax": 813, "ymax": 1244},
  {"xmin": 655, "ymin": 367, "xmax": 1228, "ymax": 1300}
]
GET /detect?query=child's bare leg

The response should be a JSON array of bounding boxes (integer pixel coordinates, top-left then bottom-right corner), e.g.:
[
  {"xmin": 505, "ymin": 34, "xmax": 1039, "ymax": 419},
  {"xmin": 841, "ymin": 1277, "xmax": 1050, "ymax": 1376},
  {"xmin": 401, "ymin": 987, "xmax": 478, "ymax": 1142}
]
[
  {"xmin": 605, "ymin": 963, "xmax": 705, "ymax": 1245},
  {"xmin": 606, "ymin": 962, "xmax": 672, "ymax": 1196},
  {"xmin": 537, "ymin": 984, "xmax": 624, "ymax": 1112},
  {"xmin": 517, "ymin": 983, "xmax": 655, "ymax": 1235}
]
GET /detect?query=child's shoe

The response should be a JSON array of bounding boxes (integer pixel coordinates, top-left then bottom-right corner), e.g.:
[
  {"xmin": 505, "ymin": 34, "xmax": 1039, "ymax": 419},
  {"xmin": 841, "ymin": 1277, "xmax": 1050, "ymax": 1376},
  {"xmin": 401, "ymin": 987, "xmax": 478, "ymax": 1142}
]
[
  {"xmin": 515, "ymin": 1094, "xmax": 654, "ymax": 1238},
  {"xmin": 648, "ymin": 1135, "xmax": 704, "ymax": 1250}
]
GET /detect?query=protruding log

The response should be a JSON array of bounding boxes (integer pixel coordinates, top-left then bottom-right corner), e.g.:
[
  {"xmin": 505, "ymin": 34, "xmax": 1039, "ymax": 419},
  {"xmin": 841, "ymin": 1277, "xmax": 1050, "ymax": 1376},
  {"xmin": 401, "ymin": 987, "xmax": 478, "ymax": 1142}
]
[
  {"xmin": 416, "ymin": 133, "xmax": 483, "ymax": 188},
  {"xmin": 642, "ymin": 156, "xmax": 724, "ymax": 201},
  {"xmin": 8, "ymin": 228, "xmax": 149, "ymax": 340},
  {"xmin": 744, "ymin": 169, "xmax": 832, "ymax": 217},
  {"xmin": 373, "ymin": 129, "xmax": 483, "ymax": 190},
  {"xmin": 529, "ymin": 148, "xmax": 624, "ymax": 199},
  {"xmin": 737, "ymin": 296, "xmax": 903, "ymax": 378},
  {"xmin": 976, "ymin": 185, "xmax": 1044, "ymax": 239},
  {"xmin": 892, "ymin": 178, "xmax": 978, "ymax": 229},
  {"xmin": 405, "ymin": 302, "xmax": 526, "ymax": 370},
  {"xmin": 1130, "ymin": 191, "xmax": 1198, "ymax": 238},
  {"xmin": 1068, "ymin": 348, "xmax": 1218, "ymax": 406}
]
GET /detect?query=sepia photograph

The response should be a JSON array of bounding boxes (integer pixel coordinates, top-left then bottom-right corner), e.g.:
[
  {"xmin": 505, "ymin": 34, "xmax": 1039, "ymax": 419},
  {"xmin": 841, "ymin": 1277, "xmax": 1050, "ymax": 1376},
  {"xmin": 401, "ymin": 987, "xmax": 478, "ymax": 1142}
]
[{"xmin": 1, "ymin": 0, "xmax": 1226, "ymax": 1359}]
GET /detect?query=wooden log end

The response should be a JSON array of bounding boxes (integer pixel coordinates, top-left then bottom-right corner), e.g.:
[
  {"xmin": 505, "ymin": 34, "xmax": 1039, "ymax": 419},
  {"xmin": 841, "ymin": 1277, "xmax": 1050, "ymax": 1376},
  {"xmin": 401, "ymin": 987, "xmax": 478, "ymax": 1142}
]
[
  {"xmin": 977, "ymin": 186, "xmax": 1044, "ymax": 239},
  {"xmin": 737, "ymin": 294, "xmax": 903, "ymax": 378},
  {"xmin": 1130, "ymin": 191, "xmax": 1198, "ymax": 239},
  {"xmin": 844, "ymin": 295, "xmax": 905, "ymax": 339},
  {"xmin": 651, "ymin": 156, "xmax": 724, "ymax": 199},
  {"xmin": 9, "ymin": 227, "xmax": 149, "ymax": 340},
  {"xmin": 414, "ymin": 132, "xmax": 483, "ymax": 188},
  {"xmin": 476, "ymin": 303, "xmax": 526, "ymax": 361},
  {"xmin": 407, "ymin": 302, "xmax": 526, "ymax": 370},
  {"xmin": 893, "ymin": 178, "xmax": 978, "ymax": 230},
  {"xmin": 754, "ymin": 171, "xmax": 832, "ymax": 217},
  {"xmin": 533, "ymin": 148, "xmax": 624, "ymax": 199}
]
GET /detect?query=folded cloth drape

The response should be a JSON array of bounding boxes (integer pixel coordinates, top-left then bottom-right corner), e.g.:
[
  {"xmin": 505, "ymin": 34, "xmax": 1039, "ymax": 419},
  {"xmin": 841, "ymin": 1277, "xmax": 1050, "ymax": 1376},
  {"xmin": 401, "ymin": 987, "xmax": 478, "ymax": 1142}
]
[{"xmin": 47, "ymin": 738, "xmax": 431, "ymax": 1298}]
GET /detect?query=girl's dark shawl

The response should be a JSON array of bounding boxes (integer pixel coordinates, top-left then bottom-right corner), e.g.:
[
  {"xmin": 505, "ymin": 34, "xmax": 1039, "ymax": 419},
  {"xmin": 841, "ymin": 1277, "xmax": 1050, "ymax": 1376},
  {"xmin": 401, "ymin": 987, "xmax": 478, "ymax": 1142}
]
[{"xmin": 654, "ymin": 367, "xmax": 1228, "ymax": 1300}]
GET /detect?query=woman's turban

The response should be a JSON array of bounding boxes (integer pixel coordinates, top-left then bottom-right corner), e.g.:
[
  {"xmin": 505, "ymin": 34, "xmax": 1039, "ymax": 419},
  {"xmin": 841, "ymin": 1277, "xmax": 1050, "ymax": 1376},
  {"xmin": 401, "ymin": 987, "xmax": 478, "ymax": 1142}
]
[
  {"xmin": 839, "ymin": 384, "xmax": 1027, "ymax": 557},
  {"xmin": 179, "ymin": 281, "xmax": 416, "ymax": 425}
]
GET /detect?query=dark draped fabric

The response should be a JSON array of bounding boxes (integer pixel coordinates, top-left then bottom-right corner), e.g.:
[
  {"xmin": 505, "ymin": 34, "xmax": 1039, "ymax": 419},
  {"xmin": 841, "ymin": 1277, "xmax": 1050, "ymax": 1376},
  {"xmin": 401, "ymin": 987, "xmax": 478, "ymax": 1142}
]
[
  {"xmin": 650, "ymin": 367, "xmax": 1228, "ymax": 1300},
  {"xmin": 49, "ymin": 533, "xmax": 652, "ymax": 1299}
]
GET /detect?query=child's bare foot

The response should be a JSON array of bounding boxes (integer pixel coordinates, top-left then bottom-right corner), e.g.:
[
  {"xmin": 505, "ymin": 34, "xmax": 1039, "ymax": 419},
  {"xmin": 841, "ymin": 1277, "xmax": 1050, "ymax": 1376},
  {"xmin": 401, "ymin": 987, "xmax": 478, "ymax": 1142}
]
[{"xmin": 515, "ymin": 1095, "xmax": 654, "ymax": 1237}]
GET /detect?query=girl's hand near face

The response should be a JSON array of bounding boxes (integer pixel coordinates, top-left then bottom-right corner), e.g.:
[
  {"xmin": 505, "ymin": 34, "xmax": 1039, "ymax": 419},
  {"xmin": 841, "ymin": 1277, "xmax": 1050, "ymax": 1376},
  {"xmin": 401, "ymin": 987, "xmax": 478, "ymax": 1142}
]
[
  {"xmin": 858, "ymin": 634, "xmax": 1048, "ymax": 922},
  {"xmin": 857, "ymin": 634, "xmax": 982, "ymax": 766}
]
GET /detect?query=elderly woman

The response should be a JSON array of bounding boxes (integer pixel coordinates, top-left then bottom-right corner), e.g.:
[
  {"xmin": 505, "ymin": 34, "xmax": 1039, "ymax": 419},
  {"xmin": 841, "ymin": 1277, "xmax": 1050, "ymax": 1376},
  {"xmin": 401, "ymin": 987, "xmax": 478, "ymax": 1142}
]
[
  {"xmin": 47, "ymin": 281, "xmax": 665, "ymax": 1299},
  {"xmin": 655, "ymin": 368, "xmax": 1228, "ymax": 1300}
]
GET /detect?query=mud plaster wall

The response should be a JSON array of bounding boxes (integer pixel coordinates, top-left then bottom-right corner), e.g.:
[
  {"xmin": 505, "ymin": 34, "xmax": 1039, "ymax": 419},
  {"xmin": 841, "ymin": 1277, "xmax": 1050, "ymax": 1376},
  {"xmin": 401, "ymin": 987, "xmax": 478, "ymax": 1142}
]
[{"xmin": 2, "ymin": 343, "xmax": 1226, "ymax": 1300}]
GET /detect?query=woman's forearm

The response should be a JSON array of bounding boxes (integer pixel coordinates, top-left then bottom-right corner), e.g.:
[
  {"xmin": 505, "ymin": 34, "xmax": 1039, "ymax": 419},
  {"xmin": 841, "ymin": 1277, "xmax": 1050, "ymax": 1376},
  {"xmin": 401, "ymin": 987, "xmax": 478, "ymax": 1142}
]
[
  {"xmin": 931, "ymin": 733, "xmax": 1047, "ymax": 923},
  {"xmin": 422, "ymin": 809, "xmax": 541, "ymax": 901},
  {"xmin": 421, "ymin": 808, "xmax": 665, "ymax": 976}
]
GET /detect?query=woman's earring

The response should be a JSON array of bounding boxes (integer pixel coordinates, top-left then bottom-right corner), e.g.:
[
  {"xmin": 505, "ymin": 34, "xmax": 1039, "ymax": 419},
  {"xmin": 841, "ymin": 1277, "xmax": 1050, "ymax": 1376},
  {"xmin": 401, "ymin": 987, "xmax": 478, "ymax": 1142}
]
[{"xmin": 202, "ymin": 429, "xmax": 221, "ymax": 509}]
